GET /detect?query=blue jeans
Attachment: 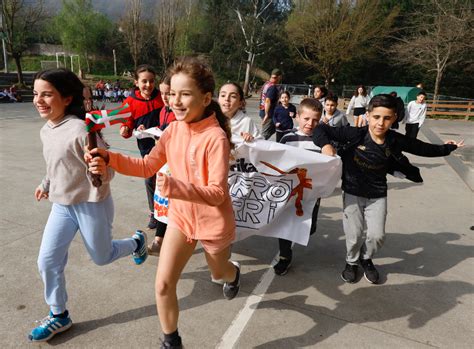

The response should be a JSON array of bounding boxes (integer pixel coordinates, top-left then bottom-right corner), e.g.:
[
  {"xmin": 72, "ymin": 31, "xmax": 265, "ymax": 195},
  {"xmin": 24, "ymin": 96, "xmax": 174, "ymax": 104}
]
[{"xmin": 37, "ymin": 195, "xmax": 136, "ymax": 314}]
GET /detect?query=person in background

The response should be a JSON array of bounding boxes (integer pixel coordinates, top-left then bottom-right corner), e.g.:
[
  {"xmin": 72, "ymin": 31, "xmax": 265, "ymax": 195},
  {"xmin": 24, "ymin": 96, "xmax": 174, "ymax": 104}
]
[
  {"xmin": 273, "ymin": 91, "xmax": 297, "ymax": 142},
  {"xmin": 404, "ymin": 91, "xmax": 427, "ymax": 139},
  {"xmin": 346, "ymin": 85, "xmax": 370, "ymax": 127},
  {"xmin": 119, "ymin": 64, "xmax": 164, "ymax": 230},
  {"xmin": 313, "ymin": 85, "xmax": 328, "ymax": 106},
  {"xmin": 259, "ymin": 68, "xmax": 282, "ymax": 140},
  {"xmin": 322, "ymin": 93, "xmax": 349, "ymax": 127}
]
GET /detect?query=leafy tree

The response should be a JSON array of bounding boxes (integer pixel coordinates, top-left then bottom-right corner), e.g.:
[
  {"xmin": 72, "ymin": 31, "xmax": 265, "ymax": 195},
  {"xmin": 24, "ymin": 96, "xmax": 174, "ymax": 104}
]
[
  {"xmin": 286, "ymin": 0, "xmax": 398, "ymax": 86},
  {"xmin": 54, "ymin": 0, "xmax": 112, "ymax": 74},
  {"xmin": 120, "ymin": 0, "xmax": 147, "ymax": 70},
  {"xmin": 389, "ymin": 0, "xmax": 473, "ymax": 101},
  {"xmin": 1, "ymin": 0, "xmax": 45, "ymax": 85}
]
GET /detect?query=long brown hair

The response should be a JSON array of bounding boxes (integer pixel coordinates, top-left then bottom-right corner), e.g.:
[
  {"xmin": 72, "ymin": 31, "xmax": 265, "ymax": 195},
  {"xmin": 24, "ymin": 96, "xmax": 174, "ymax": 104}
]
[{"xmin": 168, "ymin": 57, "xmax": 233, "ymax": 149}]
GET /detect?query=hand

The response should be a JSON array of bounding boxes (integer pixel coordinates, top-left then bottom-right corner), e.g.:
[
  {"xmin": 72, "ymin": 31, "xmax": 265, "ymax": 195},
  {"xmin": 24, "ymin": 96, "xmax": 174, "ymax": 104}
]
[
  {"xmin": 136, "ymin": 124, "xmax": 145, "ymax": 132},
  {"xmin": 322, "ymin": 144, "xmax": 337, "ymax": 156},
  {"xmin": 120, "ymin": 125, "xmax": 130, "ymax": 137},
  {"xmin": 35, "ymin": 186, "xmax": 49, "ymax": 201},
  {"xmin": 275, "ymin": 122, "xmax": 281, "ymax": 128},
  {"xmin": 357, "ymin": 116, "xmax": 367, "ymax": 127},
  {"xmin": 445, "ymin": 139, "xmax": 464, "ymax": 148},
  {"xmin": 87, "ymin": 155, "xmax": 108, "ymax": 175},
  {"xmin": 156, "ymin": 172, "xmax": 165, "ymax": 191},
  {"xmin": 241, "ymin": 132, "xmax": 254, "ymax": 142}
]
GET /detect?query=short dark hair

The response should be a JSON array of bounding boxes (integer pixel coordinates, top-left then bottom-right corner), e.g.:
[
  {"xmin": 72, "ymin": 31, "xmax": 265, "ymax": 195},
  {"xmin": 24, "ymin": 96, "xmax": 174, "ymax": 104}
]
[
  {"xmin": 325, "ymin": 92, "xmax": 338, "ymax": 104},
  {"xmin": 298, "ymin": 98, "xmax": 323, "ymax": 114},
  {"xmin": 417, "ymin": 91, "xmax": 427, "ymax": 97},
  {"xmin": 134, "ymin": 64, "xmax": 157, "ymax": 80},
  {"xmin": 367, "ymin": 94, "xmax": 397, "ymax": 112}
]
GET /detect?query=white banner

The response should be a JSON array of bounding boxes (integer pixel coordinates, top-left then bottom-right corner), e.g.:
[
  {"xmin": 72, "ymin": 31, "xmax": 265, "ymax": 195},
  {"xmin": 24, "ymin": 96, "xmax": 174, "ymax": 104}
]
[
  {"xmin": 230, "ymin": 140, "xmax": 342, "ymax": 246},
  {"xmin": 152, "ymin": 139, "xmax": 342, "ymax": 246},
  {"xmin": 153, "ymin": 164, "xmax": 170, "ymax": 224}
]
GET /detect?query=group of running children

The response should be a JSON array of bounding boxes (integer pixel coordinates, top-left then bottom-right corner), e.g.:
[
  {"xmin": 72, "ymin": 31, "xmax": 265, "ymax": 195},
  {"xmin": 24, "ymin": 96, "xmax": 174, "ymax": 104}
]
[{"xmin": 30, "ymin": 58, "xmax": 463, "ymax": 348}]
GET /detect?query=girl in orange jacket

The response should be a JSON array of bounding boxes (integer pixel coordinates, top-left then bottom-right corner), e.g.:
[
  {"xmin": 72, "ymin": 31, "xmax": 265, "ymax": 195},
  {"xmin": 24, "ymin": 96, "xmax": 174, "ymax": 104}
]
[{"xmin": 86, "ymin": 57, "xmax": 240, "ymax": 349}]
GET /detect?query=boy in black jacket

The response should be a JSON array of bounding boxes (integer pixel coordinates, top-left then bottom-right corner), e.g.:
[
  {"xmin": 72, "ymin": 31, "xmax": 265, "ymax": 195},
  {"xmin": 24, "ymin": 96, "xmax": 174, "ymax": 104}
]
[{"xmin": 313, "ymin": 94, "xmax": 463, "ymax": 284}]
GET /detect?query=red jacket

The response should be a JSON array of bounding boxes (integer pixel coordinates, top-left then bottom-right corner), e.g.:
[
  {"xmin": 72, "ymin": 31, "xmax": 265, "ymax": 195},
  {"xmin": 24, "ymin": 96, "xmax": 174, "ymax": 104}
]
[
  {"xmin": 159, "ymin": 106, "xmax": 176, "ymax": 131},
  {"xmin": 122, "ymin": 88, "xmax": 164, "ymax": 156}
]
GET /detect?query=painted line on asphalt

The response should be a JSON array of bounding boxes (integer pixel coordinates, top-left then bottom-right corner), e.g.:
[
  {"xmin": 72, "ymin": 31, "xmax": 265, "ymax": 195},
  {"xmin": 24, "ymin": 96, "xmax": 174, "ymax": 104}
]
[{"xmin": 217, "ymin": 254, "xmax": 278, "ymax": 349}]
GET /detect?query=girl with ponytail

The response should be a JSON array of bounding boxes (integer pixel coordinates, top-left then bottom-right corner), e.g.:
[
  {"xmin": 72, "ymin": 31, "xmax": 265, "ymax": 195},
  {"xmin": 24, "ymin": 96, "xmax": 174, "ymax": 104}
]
[{"xmin": 86, "ymin": 56, "xmax": 240, "ymax": 348}]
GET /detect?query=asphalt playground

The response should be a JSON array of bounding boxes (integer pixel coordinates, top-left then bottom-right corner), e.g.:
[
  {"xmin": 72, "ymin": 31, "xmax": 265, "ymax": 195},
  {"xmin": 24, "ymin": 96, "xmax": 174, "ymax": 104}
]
[{"xmin": 0, "ymin": 98, "xmax": 473, "ymax": 348}]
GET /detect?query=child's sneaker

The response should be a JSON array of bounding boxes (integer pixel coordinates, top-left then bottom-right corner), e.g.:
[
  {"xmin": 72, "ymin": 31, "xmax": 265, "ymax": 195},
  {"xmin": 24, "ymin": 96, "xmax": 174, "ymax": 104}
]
[
  {"xmin": 273, "ymin": 256, "xmax": 292, "ymax": 276},
  {"xmin": 341, "ymin": 263, "xmax": 358, "ymax": 283},
  {"xmin": 132, "ymin": 230, "xmax": 148, "ymax": 265},
  {"xmin": 360, "ymin": 258, "xmax": 379, "ymax": 284},
  {"xmin": 28, "ymin": 311, "xmax": 72, "ymax": 342},
  {"xmin": 223, "ymin": 261, "xmax": 240, "ymax": 300}
]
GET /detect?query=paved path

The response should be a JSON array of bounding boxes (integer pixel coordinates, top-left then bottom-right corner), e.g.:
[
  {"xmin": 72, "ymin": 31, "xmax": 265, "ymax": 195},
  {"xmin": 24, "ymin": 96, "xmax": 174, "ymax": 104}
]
[{"xmin": 0, "ymin": 100, "xmax": 472, "ymax": 348}]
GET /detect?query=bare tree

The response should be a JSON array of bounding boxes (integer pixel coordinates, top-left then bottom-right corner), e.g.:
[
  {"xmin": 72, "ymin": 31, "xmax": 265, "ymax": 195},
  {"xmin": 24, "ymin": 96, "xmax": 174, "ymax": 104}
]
[
  {"xmin": 390, "ymin": 0, "xmax": 473, "ymax": 102},
  {"xmin": 286, "ymin": 0, "xmax": 397, "ymax": 86},
  {"xmin": 234, "ymin": 0, "xmax": 274, "ymax": 96},
  {"xmin": 155, "ymin": 0, "xmax": 181, "ymax": 71},
  {"xmin": 120, "ymin": 0, "xmax": 145, "ymax": 70},
  {"xmin": 1, "ymin": 0, "xmax": 44, "ymax": 85}
]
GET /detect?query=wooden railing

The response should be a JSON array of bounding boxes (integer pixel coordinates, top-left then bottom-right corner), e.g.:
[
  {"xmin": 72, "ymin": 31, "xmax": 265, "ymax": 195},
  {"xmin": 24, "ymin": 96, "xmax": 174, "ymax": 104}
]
[
  {"xmin": 340, "ymin": 99, "xmax": 474, "ymax": 120},
  {"xmin": 427, "ymin": 101, "xmax": 473, "ymax": 120}
]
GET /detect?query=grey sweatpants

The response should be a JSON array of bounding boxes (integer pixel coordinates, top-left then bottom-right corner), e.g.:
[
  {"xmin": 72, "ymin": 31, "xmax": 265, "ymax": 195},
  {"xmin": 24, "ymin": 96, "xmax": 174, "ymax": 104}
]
[{"xmin": 342, "ymin": 192, "xmax": 387, "ymax": 264}]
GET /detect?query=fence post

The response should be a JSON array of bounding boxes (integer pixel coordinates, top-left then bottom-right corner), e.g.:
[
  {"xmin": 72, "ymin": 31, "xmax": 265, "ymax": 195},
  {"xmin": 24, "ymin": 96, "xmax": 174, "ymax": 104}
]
[{"xmin": 466, "ymin": 101, "xmax": 472, "ymax": 121}]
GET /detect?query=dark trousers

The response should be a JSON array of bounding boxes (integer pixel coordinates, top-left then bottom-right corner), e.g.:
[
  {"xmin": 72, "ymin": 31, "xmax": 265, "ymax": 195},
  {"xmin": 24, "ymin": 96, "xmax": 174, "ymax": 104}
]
[
  {"xmin": 405, "ymin": 123, "xmax": 420, "ymax": 139},
  {"xmin": 276, "ymin": 130, "xmax": 291, "ymax": 143},
  {"xmin": 155, "ymin": 221, "xmax": 167, "ymax": 238},
  {"xmin": 262, "ymin": 120, "xmax": 276, "ymax": 140},
  {"xmin": 145, "ymin": 175, "xmax": 156, "ymax": 213},
  {"xmin": 278, "ymin": 198, "xmax": 321, "ymax": 258}
]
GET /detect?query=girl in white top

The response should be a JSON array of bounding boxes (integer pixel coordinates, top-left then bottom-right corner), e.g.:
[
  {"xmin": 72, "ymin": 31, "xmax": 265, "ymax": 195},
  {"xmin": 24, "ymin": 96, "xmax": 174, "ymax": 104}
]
[
  {"xmin": 218, "ymin": 82, "xmax": 262, "ymax": 144},
  {"xmin": 346, "ymin": 85, "xmax": 370, "ymax": 126}
]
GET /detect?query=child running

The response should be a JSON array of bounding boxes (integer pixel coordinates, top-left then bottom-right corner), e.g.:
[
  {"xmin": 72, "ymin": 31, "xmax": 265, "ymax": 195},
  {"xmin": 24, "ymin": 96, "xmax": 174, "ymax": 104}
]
[
  {"xmin": 87, "ymin": 57, "xmax": 240, "ymax": 348},
  {"xmin": 148, "ymin": 74, "xmax": 177, "ymax": 256},
  {"xmin": 273, "ymin": 90, "xmax": 297, "ymax": 142},
  {"xmin": 29, "ymin": 68, "xmax": 147, "ymax": 342},
  {"xmin": 313, "ymin": 94, "xmax": 463, "ymax": 284},
  {"xmin": 218, "ymin": 81, "xmax": 261, "ymax": 143},
  {"xmin": 273, "ymin": 98, "xmax": 325, "ymax": 275},
  {"xmin": 119, "ymin": 64, "xmax": 164, "ymax": 230}
]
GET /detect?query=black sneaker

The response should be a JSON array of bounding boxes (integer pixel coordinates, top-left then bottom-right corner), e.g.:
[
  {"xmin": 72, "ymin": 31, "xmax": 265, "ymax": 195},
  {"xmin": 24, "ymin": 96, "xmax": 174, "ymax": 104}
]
[
  {"xmin": 147, "ymin": 214, "xmax": 158, "ymax": 229},
  {"xmin": 273, "ymin": 256, "xmax": 292, "ymax": 276},
  {"xmin": 341, "ymin": 263, "xmax": 358, "ymax": 283},
  {"xmin": 360, "ymin": 258, "xmax": 379, "ymax": 284},
  {"xmin": 223, "ymin": 261, "xmax": 240, "ymax": 300},
  {"xmin": 160, "ymin": 337, "xmax": 182, "ymax": 349}
]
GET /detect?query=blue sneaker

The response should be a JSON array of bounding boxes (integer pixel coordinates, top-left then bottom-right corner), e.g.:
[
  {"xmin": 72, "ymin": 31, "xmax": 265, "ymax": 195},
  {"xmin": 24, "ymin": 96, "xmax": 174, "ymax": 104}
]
[
  {"xmin": 28, "ymin": 311, "xmax": 72, "ymax": 342},
  {"xmin": 132, "ymin": 230, "xmax": 148, "ymax": 265}
]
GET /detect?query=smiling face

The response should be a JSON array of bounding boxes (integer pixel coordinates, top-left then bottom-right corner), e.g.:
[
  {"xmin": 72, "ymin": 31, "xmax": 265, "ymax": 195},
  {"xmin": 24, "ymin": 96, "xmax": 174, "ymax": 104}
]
[
  {"xmin": 218, "ymin": 84, "xmax": 243, "ymax": 118},
  {"xmin": 169, "ymin": 73, "xmax": 212, "ymax": 123},
  {"xmin": 297, "ymin": 106, "xmax": 321, "ymax": 136},
  {"xmin": 33, "ymin": 79, "xmax": 72, "ymax": 124},
  {"xmin": 367, "ymin": 106, "xmax": 396, "ymax": 143},
  {"xmin": 279, "ymin": 92, "xmax": 290, "ymax": 107},
  {"xmin": 135, "ymin": 71, "xmax": 155, "ymax": 99}
]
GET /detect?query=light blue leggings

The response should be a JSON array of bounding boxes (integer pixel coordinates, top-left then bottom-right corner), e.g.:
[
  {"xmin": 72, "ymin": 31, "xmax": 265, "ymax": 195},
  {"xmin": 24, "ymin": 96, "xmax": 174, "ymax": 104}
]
[{"xmin": 37, "ymin": 195, "xmax": 137, "ymax": 314}]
